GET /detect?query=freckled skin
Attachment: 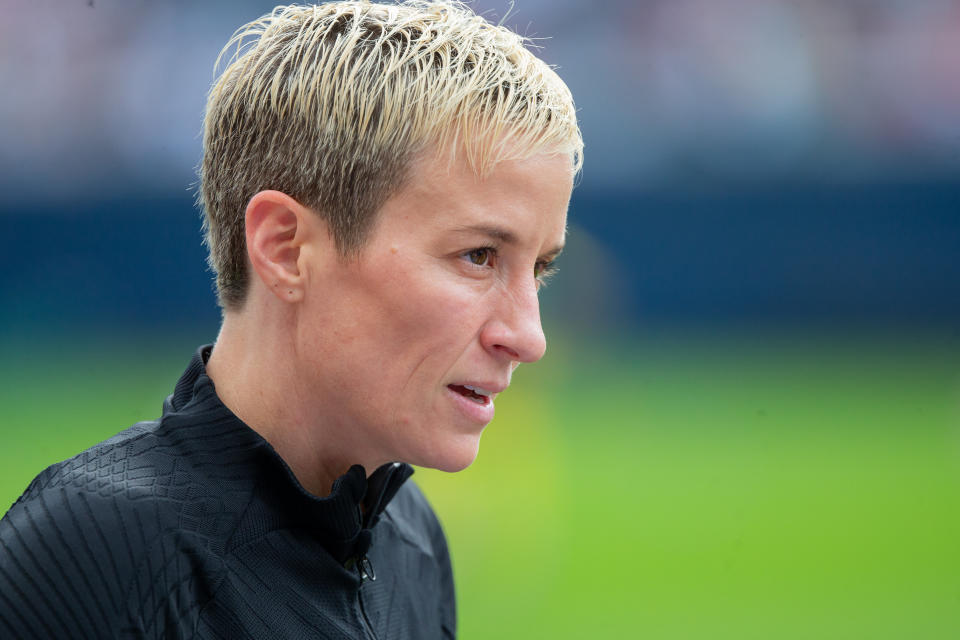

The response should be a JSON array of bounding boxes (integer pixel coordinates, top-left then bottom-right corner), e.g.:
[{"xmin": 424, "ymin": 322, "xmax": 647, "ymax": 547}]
[{"xmin": 291, "ymin": 151, "xmax": 574, "ymax": 473}]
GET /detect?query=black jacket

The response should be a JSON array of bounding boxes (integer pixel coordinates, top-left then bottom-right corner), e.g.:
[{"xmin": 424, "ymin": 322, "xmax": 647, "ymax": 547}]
[{"xmin": 0, "ymin": 346, "xmax": 456, "ymax": 639}]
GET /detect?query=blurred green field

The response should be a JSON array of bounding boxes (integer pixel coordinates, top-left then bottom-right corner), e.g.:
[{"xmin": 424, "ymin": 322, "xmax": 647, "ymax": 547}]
[{"xmin": 2, "ymin": 330, "xmax": 959, "ymax": 638}]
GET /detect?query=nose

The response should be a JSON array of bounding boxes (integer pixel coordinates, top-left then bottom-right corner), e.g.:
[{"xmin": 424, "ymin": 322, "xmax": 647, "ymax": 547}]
[{"xmin": 480, "ymin": 278, "xmax": 547, "ymax": 364}]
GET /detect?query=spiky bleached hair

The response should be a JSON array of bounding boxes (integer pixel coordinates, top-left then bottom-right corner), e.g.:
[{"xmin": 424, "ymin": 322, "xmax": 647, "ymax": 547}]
[{"xmin": 200, "ymin": 1, "xmax": 583, "ymax": 310}]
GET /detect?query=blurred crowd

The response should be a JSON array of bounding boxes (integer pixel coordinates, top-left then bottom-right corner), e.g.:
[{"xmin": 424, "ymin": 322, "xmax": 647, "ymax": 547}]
[{"xmin": 3, "ymin": 0, "xmax": 959, "ymax": 202}]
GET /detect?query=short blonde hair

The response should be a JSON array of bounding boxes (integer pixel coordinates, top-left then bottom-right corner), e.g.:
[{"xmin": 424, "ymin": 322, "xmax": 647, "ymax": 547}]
[{"xmin": 200, "ymin": 0, "xmax": 583, "ymax": 309}]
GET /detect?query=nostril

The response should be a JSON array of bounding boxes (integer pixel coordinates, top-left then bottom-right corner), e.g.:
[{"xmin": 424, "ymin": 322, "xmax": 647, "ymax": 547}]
[{"xmin": 494, "ymin": 344, "xmax": 520, "ymax": 359}]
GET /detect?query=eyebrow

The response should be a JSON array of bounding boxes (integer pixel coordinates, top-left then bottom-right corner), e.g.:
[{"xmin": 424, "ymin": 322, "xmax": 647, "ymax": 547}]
[{"xmin": 454, "ymin": 224, "xmax": 565, "ymax": 260}]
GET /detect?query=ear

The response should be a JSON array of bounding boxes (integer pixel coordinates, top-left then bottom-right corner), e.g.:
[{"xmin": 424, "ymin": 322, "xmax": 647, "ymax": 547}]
[{"xmin": 245, "ymin": 190, "xmax": 313, "ymax": 304}]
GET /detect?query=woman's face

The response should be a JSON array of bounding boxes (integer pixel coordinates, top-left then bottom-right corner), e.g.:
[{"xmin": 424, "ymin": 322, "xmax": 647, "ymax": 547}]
[{"xmin": 293, "ymin": 149, "xmax": 573, "ymax": 473}]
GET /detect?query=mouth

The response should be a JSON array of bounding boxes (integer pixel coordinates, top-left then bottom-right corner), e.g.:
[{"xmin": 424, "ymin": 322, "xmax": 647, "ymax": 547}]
[
  {"xmin": 446, "ymin": 381, "xmax": 504, "ymax": 424},
  {"xmin": 447, "ymin": 384, "xmax": 493, "ymax": 405}
]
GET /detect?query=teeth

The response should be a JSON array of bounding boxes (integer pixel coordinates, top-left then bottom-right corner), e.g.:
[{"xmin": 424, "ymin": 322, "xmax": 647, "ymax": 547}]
[{"xmin": 463, "ymin": 385, "xmax": 492, "ymax": 397}]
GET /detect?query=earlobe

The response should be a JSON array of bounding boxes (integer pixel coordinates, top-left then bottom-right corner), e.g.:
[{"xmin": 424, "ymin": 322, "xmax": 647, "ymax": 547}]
[{"xmin": 245, "ymin": 190, "xmax": 309, "ymax": 304}]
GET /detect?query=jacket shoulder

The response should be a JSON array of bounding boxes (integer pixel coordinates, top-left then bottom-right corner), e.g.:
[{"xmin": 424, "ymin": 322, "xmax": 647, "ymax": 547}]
[
  {"xmin": 380, "ymin": 480, "xmax": 456, "ymax": 638},
  {"xmin": 0, "ymin": 420, "xmax": 234, "ymax": 639},
  {"xmin": 384, "ymin": 480, "xmax": 447, "ymax": 552}
]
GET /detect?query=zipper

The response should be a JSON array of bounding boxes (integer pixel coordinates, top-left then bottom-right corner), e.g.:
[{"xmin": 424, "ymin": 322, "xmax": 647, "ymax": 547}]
[
  {"xmin": 355, "ymin": 554, "xmax": 378, "ymax": 640},
  {"xmin": 358, "ymin": 555, "xmax": 376, "ymax": 582}
]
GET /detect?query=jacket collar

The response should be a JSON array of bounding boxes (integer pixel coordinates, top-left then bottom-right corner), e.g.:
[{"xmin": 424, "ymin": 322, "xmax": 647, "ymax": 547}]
[{"xmin": 163, "ymin": 344, "xmax": 414, "ymax": 563}]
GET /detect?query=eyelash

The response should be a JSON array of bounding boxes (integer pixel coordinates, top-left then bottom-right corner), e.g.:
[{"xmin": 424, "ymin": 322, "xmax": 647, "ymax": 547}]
[
  {"xmin": 462, "ymin": 247, "xmax": 558, "ymax": 288},
  {"xmin": 535, "ymin": 261, "xmax": 559, "ymax": 287}
]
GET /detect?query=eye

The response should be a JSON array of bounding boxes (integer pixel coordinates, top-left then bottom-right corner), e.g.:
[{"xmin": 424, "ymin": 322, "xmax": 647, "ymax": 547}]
[
  {"xmin": 465, "ymin": 247, "xmax": 495, "ymax": 267},
  {"xmin": 534, "ymin": 260, "xmax": 558, "ymax": 288}
]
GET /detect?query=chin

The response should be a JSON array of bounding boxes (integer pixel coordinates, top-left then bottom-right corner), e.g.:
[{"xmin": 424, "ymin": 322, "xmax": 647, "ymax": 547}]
[{"xmin": 412, "ymin": 433, "xmax": 482, "ymax": 473}]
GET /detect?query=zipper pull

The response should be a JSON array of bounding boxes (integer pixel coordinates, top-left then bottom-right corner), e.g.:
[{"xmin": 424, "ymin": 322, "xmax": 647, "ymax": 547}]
[{"xmin": 358, "ymin": 555, "xmax": 376, "ymax": 582}]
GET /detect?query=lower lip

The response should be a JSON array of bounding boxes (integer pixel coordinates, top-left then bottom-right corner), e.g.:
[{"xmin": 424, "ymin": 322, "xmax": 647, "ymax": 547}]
[{"xmin": 446, "ymin": 386, "xmax": 496, "ymax": 424}]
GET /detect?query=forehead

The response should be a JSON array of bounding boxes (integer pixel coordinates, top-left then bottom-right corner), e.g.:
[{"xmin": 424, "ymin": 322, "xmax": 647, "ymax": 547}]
[{"xmin": 377, "ymin": 149, "xmax": 573, "ymax": 245}]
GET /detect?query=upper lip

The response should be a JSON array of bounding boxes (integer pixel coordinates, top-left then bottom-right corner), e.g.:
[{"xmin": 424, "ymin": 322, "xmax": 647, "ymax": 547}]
[{"xmin": 448, "ymin": 381, "xmax": 509, "ymax": 396}]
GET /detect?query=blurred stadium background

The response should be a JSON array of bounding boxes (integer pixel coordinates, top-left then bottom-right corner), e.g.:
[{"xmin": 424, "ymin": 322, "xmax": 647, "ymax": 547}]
[{"xmin": 2, "ymin": 0, "xmax": 958, "ymax": 637}]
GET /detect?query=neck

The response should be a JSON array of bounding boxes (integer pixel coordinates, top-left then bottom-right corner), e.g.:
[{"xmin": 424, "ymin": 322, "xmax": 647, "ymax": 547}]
[{"xmin": 205, "ymin": 306, "xmax": 375, "ymax": 497}]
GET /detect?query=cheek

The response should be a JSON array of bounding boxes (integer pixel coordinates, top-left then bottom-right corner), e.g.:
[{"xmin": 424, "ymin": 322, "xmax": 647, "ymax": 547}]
[
  {"xmin": 308, "ymin": 255, "xmax": 492, "ymax": 393},
  {"xmin": 371, "ymin": 263, "xmax": 485, "ymax": 339}
]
